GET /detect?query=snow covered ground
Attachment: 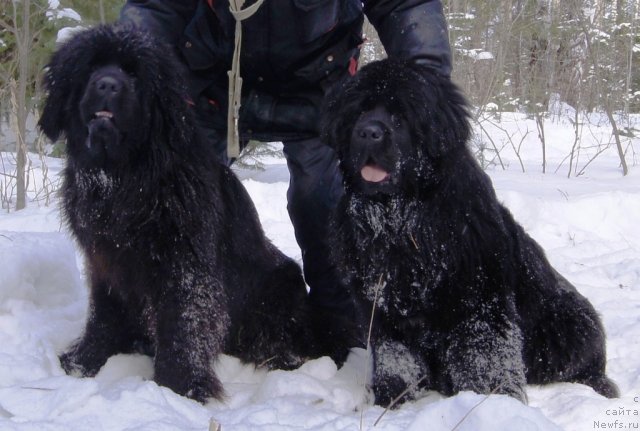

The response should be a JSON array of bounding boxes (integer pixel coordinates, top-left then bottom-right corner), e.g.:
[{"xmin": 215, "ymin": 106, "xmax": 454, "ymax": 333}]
[{"xmin": 0, "ymin": 112, "xmax": 638, "ymax": 430}]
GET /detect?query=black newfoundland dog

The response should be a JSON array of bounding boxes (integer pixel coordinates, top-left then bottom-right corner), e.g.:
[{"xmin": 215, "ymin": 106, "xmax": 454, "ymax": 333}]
[
  {"xmin": 322, "ymin": 59, "xmax": 618, "ymax": 406},
  {"xmin": 39, "ymin": 25, "xmax": 341, "ymax": 403}
]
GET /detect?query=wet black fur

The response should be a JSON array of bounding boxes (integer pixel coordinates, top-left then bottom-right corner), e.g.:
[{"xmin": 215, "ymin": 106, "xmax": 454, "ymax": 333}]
[
  {"xmin": 40, "ymin": 25, "xmax": 345, "ymax": 403},
  {"xmin": 322, "ymin": 58, "xmax": 618, "ymax": 406}
]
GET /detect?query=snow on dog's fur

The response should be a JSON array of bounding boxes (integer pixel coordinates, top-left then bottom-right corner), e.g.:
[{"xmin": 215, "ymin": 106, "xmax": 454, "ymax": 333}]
[
  {"xmin": 322, "ymin": 58, "xmax": 618, "ymax": 406},
  {"xmin": 39, "ymin": 24, "xmax": 345, "ymax": 403}
]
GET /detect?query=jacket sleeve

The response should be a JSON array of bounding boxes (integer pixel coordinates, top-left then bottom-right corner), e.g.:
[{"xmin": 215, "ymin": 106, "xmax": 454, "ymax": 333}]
[
  {"xmin": 363, "ymin": 0, "xmax": 452, "ymax": 76},
  {"xmin": 119, "ymin": 0, "xmax": 198, "ymax": 45}
]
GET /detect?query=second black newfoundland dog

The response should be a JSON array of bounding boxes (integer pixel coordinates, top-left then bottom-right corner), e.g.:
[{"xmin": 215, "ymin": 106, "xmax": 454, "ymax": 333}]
[
  {"xmin": 322, "ymin": 59, "xmax": 618, "ymax": 406},
  {"xmin": 39, "ymin": 25, "xmax": 345, "ymax": 403}
]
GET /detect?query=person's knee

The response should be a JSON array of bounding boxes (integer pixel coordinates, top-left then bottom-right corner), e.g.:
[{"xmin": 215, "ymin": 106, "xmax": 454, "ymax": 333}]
[{"xmin": 284, "ymin": 138, "xmax": 343, "ymax": 218}]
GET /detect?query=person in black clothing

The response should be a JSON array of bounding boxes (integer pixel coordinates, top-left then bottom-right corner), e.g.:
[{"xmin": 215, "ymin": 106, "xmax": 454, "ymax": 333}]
[{"xmin": 119, "ymin": 0, "xmax": 452, "ymax": 319}]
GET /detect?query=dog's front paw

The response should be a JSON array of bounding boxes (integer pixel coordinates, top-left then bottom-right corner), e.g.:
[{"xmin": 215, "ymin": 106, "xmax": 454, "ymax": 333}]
[
  {"xmin": 155, "ymin": 363, "xmax": 224, "ymax": 403},
  {"xmin": 184, "ymin": 377, "xmax": 224, "ymax": 404},
  {"xmin": 497, "ymin": 380, "xmax": 528, "ymax": 404},
  {"xmin": 59, "ymin": 345, "xmax": 104, "ymax": 377}
]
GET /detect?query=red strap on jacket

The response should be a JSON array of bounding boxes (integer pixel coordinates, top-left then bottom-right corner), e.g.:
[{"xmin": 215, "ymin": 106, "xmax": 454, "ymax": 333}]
[{"xmin": 348, "ymin": 57, "xmax": 358, "ymax": 76}]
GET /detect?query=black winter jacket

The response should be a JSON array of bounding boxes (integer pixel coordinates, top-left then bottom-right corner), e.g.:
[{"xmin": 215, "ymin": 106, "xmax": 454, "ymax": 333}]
[{"xmin": 120, "ymin": 0, "xmax": 451, "ymax": 142}]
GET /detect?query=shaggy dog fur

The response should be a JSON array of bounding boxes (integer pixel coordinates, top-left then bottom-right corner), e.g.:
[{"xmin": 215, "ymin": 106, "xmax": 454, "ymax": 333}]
[
  {"xmin": 39, "ymin": 25, "xmax": 343, "ymax": 403},
  {"xmin": 322, "ymin": 58, "xmax": 618, "ymax": 406}
]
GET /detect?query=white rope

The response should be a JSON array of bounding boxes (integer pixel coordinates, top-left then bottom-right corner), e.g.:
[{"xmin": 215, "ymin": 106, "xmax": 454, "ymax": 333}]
[{"xmin": 227, "ymin": 0, "xmax": 266, "ymax": 158}]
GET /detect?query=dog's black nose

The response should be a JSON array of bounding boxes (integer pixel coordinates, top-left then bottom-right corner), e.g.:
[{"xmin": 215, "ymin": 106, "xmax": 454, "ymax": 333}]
[
  {"xmin": 356, "ymin": 122, "xmax": 385, "ymax": 144},
  {"xmin": 95, "ymin": 75, "xmax": 122, "ymax": 95}
]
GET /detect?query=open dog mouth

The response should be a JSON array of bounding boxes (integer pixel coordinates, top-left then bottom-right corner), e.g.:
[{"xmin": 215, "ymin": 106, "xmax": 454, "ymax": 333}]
[{"xmin": 360, "ymin": 162, "xmax": 391, "ymax": 183}]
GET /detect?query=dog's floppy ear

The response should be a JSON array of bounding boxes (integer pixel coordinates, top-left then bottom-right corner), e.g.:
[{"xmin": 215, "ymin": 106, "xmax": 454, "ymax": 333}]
[
  {"xmin": 108, "ymin": 26, "xmax": 195, "ymax": 151},
  {"xmin": 38, "ymin": 32, "xmax": 88, "ymax": 141},
  {"xmin": 404, "ymin": 63, "xmax": 471, "ymax": 160},
  {"xmin": 433, "ymin": 74, "xmax": 472, "ymax": 158},
  {"xmin": 39, "ymin": 26, "xmax": 106, "ymax": 142},
  {"xmin": 320, "ymin": 78, "xmax": 357, "ymax": 153}
]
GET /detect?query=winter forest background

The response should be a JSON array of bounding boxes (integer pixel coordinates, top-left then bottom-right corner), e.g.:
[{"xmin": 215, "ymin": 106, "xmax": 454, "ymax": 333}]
[{"xmin": 0, "ymin": 0, "xmax": 638, "ymax": 210}]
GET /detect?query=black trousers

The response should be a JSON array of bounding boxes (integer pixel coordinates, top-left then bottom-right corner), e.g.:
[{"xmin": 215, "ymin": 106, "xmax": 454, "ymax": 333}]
[
  {"xmin": 282, "ymin": 136, "xmax": 352, "ymax": 311},
  {"xmin": 200, "ymin": 125, "xmax": 353, "ymax": 314}
]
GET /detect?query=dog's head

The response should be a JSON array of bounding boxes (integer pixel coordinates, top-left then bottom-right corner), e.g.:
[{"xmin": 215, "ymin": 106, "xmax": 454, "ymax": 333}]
[
  {"xmin": 39, "ymin": 25, "xmax": 193, "ymax": 171},
  {"xmin": 71, "ymin": 64, "xmax": 142, "ymax": 167},
  {"xmin": 322, "ymin": 59, "xmax": 471, "ymax": 197}
]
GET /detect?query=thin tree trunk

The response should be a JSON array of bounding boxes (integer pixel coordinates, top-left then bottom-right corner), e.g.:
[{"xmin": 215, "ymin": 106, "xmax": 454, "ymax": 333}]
[
  {"xmin": 99, "ymin": 0, "xmax": 106, "ymax": 24},
  {"xmin": 14, "ymin": 0, "xmax": 30, "ymax": 211},
  {"xmin": 623, "ymin": 0, "xmax": 636, "ymax": 118},
  {"xmin": 605, "ymin": 106, "xmax": 629, "ymax": 176},
  {"xmin": 578, "ymin": 11, "xmax": 629, "ymax": 177},
  {"xmin": 535, "ymin": 113, "xmax": 546, "ymax": 173}
]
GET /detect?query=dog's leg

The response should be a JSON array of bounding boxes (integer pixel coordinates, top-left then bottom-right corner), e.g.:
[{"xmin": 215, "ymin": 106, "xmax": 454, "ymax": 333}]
[
  {"xmin": 60, "ymin": 279, "xmax": 143, "ymax": 377},
  {"xmin": 513, "ymin": 229, "xmax": 619, "ymax": 398},
  {"xmin": 522, "ymin": 272, "xmax": 619, "ymax": 398},
  {"xmin": 372, "ymin": 337, "xmax": 430, "ymax": 407},
  {"xmin": 230, "ymin": 260, "xmax": 311, "ymax": 370},
  {"xmin": 444, "ymin": 319, "xmax": 528, "ymax": 403},
  {"xmin": 153, "ymin": 272, "xmax": 229, "ymax": 403}
]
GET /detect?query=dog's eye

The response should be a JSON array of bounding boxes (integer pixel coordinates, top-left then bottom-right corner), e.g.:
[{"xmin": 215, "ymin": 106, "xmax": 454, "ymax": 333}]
[
  {"xmin": 124, "ymin": 68, "xmax": 138, "ymax": 80},
  {"xmin": 391, "ymin": 114, "xmax": 403, "ymax": 129},
  {"xmin": 111, "ymin": 62, "xmax": 137, "ymax": 80}
]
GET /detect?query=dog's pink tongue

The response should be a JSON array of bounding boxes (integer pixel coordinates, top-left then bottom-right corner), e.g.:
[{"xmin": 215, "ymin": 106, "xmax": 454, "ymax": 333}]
[{"xmin": 361, "ymin": 164, "xmax": 389, "ymax": 183}]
